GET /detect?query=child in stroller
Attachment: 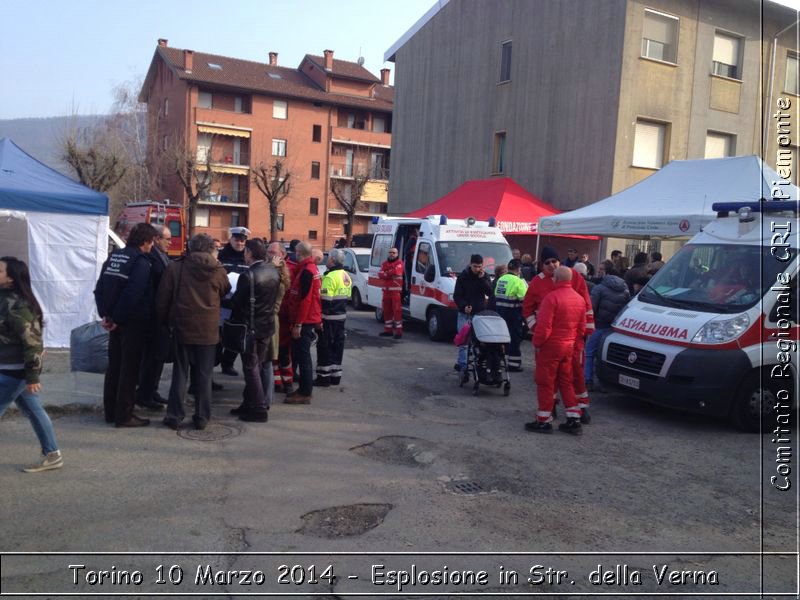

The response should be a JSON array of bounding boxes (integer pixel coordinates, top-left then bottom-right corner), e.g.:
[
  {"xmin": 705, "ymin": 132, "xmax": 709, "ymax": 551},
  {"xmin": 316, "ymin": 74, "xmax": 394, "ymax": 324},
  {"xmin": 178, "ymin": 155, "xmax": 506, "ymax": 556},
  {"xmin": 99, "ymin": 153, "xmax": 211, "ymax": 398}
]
[{"xmin": 459, "ymin": 310, "xmax": 511, "ymax": 396}]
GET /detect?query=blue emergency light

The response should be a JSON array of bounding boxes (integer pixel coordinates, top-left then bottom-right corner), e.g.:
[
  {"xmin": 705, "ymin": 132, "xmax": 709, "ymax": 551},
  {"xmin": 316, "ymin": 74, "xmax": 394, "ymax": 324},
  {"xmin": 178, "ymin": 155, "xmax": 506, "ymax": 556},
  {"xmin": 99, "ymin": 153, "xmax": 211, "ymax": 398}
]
[
  {"xmin": 488, "ymin": 217, "xmax": 497, "ymax": 227},
  {"xmin": 371, "ymin": 216, "xmax": 380, "ymax": 224},
  {"xmin": 439, "ymin": 215, "xmax": 448, "ymax": 225},
  {"xmin": 711, "ymin": 200, "xmax": 799, "ymax": 216}
]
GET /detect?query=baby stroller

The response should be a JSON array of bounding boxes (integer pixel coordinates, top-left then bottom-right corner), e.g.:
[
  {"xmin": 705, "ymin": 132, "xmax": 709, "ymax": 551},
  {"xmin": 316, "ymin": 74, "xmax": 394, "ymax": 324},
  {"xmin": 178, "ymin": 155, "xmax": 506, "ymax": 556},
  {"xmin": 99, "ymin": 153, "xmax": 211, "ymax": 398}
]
[{"xmin": 460, "ymin": 310, "xmax": 511, "ymax": 396}]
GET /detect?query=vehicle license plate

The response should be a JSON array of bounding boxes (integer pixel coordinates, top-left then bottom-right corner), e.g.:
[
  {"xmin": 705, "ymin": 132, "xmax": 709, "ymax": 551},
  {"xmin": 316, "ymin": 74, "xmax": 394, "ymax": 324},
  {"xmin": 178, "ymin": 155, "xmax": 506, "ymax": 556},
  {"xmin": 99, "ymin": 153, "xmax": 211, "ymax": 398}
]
[{"xmin": 619, "ymin": 373, "xmax": 640, "ymax": 390}]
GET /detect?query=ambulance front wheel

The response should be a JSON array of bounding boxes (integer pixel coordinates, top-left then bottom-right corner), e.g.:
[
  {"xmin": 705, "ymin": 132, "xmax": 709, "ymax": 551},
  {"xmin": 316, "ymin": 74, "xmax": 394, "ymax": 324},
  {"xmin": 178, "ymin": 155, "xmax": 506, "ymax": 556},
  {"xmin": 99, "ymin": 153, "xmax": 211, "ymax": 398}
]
[
  {"xmin": 729, "ymin": 369, "xmax": 786, "ymax": 433},
  {"xmin": 426, "ymin": 307, "xmax": 447, "ymax": 342}
]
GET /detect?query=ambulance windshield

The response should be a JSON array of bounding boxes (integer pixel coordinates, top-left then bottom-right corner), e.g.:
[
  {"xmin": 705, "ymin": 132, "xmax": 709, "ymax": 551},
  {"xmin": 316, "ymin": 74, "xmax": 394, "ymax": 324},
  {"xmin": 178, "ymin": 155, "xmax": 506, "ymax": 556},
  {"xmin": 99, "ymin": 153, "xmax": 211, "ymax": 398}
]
[
  {"xmin": 639, "ymin": 244, "xmax": 796, "ymax": 314},
  {"xmin": 435, "ymin": 242, "xmax": 513, "ymax": 277}
]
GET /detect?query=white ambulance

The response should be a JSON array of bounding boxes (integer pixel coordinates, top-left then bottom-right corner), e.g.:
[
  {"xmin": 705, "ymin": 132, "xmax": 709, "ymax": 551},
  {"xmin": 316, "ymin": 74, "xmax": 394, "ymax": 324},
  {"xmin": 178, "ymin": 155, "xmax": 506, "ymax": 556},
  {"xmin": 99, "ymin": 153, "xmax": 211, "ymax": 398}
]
[
  {"xmin": 368, "ymin": 215, "xmax": 512, "ymax": 340},
  {"xmin": 598, "ymin": 201, "xmax": 798, "ymax": 431}
]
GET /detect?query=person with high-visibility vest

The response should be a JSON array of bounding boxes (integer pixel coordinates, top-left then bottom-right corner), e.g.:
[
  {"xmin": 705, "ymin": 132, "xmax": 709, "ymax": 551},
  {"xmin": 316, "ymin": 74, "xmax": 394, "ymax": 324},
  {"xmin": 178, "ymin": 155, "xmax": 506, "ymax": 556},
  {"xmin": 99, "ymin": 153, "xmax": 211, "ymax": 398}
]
[
  {"xmin": 493, "ymin": 259, "xmax": 528, "ymax": 371},
  {"xmin": 315, "ymin": 249, "xmax": 353, "ymax": 386}
]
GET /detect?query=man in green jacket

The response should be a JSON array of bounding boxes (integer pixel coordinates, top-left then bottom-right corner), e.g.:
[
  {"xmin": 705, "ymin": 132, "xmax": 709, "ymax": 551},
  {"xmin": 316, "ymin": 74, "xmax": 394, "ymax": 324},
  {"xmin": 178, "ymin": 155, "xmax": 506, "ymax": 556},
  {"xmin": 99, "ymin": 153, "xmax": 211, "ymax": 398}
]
[{"xmin": 493, "ymin": 259, "xmax": 528, "ymax": 371}]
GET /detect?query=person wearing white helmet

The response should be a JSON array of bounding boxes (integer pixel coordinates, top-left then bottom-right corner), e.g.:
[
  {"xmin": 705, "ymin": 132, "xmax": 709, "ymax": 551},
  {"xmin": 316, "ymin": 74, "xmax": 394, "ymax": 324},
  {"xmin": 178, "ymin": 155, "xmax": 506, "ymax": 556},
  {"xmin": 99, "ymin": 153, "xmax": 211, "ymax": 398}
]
[{"xmin": 218, "ymin": 227, "xmax": 251, "ymax": 276}]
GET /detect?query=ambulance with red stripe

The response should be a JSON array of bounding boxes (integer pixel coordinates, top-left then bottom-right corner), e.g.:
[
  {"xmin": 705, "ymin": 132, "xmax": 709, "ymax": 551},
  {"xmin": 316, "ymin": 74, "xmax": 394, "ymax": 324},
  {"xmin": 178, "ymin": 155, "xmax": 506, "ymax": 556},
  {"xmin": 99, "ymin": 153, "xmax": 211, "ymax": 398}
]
[
  {"xmin": 368, "ymin": 215, "xmax": 512, "ymax": 340},
  {"xmin": 598, "ymin": 201, "xmax": 798, "ymax": 431}
]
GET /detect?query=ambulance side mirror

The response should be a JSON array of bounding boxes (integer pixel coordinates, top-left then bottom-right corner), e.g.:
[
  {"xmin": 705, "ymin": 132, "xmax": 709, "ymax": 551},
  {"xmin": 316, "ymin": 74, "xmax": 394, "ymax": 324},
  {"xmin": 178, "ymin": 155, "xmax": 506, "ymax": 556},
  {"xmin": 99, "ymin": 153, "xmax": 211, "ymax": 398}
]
[{"xmin": 424, "ymin": 264, "xmax": 436, "ymax": 283}]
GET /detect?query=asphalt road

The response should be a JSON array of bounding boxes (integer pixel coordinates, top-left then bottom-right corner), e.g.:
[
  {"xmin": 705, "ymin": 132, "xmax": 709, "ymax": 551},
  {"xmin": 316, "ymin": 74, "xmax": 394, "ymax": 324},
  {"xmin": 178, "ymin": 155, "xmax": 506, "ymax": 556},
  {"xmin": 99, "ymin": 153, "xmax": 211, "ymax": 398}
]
[{"xmin": 0, "ymin": 310, "xmax": 795, "ymax": 599}]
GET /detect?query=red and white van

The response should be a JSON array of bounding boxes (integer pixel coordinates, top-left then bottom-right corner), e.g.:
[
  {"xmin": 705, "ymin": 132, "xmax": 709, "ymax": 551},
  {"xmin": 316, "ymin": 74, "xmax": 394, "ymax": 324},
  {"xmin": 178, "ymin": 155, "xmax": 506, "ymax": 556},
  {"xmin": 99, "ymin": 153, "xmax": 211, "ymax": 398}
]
[
  {"xmin": 368, "ymin": 215, "xmax": 512, "ymax": 340},
  {"xmin": 114, "ymin": 202, "xmax": 185, "ymax": 257},
  {"xmin": 598, "ymin": 201, "xmax": 798, "ymax": 431}
]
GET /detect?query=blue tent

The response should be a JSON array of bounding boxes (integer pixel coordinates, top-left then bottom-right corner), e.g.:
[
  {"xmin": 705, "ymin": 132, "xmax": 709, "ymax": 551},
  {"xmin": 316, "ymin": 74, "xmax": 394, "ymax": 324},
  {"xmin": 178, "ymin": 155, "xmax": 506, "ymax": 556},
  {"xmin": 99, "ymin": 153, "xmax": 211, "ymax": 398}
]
[
  {"xmin": 0, "ymin": 137, "xmax": 108, "ymax": 215},
  {"xmin": 0, "ymin": 138, "xmax": 111, "ymax": 347}
]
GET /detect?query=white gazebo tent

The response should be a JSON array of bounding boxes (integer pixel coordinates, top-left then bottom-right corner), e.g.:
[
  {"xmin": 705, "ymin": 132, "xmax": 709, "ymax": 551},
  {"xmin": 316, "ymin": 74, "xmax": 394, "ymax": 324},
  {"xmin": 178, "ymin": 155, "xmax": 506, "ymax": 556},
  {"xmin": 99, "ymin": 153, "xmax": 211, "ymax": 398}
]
[{"xmin": 538, "ymin": 156, "xmax": 798, "ymax": 239}]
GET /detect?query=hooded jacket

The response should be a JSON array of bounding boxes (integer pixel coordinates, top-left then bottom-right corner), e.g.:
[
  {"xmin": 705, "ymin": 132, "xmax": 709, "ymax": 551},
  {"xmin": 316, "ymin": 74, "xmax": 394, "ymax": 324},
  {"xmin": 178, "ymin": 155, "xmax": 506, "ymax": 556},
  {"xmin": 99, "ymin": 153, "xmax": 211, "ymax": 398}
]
[
  {"xmin": 156, "ymin": 252, "xmax": 230, "ymax": 345},
  {"xmin": 453, "ymin": 266, "xmax": 494, "ymax": 314},
  {"xmin": 591, "ymin": 274, "xmax": 630, "ymax": 329},
  {"xmin": 0, "ymin": 289, "xmax": 43, "ymax": 384}
]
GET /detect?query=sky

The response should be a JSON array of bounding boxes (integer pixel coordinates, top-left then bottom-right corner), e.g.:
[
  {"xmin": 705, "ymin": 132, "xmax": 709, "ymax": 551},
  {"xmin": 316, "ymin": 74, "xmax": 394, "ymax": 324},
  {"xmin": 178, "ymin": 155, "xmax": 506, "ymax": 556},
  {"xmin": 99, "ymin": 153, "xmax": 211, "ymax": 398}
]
[
  {"xmin": 0, "ymin": 0, "xmax": 438, "ymax": 119},
  {"xmin": 1, "ymin": 0, "xmax": 798, "ymax": 120}
]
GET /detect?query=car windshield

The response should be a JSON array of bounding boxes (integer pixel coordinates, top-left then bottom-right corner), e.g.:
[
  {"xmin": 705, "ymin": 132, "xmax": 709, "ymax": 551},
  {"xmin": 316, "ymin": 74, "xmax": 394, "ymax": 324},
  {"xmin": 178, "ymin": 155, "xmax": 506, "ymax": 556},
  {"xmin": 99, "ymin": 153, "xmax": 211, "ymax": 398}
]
[
  {"xmin": 355, "ymin": 254, "xmax": 370, "ymax": 272},
  {"xmin": 434, "ymin": 242, "xmax": 513, "ymax": 277},
  {"xmin": 639, "ymin": 244, "xmax": 797, "ymax": 314}
]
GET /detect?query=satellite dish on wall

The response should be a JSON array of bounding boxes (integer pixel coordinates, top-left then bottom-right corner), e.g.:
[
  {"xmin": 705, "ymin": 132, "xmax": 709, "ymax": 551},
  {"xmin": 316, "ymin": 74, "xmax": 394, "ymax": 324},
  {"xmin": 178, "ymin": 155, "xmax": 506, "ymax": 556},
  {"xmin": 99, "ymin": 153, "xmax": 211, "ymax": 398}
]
[{"xmin": 357, "ymin": 56, "xmax": 365, "ymax": 66}]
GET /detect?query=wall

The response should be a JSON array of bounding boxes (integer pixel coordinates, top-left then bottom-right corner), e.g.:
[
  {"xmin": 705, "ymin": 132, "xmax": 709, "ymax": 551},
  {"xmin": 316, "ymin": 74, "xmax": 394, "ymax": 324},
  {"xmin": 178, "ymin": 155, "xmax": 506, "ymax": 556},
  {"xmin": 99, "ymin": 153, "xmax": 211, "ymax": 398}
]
[{"xmin": 389, "ymin": 0, "xmax": 627, "ymax": 214}]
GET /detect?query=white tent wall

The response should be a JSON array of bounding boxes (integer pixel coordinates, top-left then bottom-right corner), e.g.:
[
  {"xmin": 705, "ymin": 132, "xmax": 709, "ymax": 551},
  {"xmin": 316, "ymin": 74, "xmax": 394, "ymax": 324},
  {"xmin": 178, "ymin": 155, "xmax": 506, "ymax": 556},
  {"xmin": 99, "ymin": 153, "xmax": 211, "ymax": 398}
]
[{"xmin": 25, "ymin": 212, "xmax": 108, "ymax": 347}]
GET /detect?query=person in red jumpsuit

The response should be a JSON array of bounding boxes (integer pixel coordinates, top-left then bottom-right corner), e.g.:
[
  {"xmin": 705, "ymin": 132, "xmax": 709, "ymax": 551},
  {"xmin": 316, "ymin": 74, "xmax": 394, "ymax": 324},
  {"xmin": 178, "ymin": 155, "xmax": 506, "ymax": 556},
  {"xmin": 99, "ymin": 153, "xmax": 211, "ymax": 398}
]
[
  {"xmin": 378, "ymin": 248, "xmax": 404, "ymax": 339},
  {"xmin": 522, "ymin": 246, "xmax": 595, "ymax": 422},
  {"xmin": 526, "ymin": 266, "xmax": 586, "ymax": 435}
]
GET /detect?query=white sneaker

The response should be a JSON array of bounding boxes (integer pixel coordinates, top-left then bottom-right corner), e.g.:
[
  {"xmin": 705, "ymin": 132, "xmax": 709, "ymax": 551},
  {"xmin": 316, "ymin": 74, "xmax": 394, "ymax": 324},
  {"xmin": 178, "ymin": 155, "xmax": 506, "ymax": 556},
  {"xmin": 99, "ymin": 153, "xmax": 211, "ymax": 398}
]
[{"xmin": 23, "ymin": 450, "xmax": 63, "ymax": 473}]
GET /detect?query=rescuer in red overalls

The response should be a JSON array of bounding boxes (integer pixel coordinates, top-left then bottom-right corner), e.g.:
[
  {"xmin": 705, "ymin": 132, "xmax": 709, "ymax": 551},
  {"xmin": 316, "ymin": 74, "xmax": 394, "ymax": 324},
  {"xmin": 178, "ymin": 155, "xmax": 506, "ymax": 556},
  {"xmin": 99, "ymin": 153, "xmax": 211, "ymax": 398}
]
[
  {"xmin": 522, "ymin": 246, "xmax": 595, "ymax": 422},
  {"xmin": 526, "ymin": 266, "xmax": 586, "ymax": 435},
  {"xmin": 378, "ymin": 248, "xmax": 404, "ymax": 339}
]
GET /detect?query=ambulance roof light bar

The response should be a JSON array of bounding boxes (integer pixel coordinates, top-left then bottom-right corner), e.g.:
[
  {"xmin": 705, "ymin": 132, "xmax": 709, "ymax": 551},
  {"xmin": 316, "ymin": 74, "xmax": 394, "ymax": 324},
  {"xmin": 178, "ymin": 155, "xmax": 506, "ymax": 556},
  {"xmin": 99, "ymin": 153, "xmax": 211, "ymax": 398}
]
[{"xmin": 711, "ymin": 200, "xmax": 799, "ymax": 218}]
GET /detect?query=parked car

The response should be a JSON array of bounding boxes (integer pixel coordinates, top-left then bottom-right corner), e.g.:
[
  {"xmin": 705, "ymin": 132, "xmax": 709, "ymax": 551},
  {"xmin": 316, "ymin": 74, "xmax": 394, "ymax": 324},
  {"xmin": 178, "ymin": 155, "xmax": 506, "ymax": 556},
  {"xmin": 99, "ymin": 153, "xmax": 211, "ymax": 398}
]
[{"xmin": 342, "ymin": 247, "xmax": 371, "ymax": 310}]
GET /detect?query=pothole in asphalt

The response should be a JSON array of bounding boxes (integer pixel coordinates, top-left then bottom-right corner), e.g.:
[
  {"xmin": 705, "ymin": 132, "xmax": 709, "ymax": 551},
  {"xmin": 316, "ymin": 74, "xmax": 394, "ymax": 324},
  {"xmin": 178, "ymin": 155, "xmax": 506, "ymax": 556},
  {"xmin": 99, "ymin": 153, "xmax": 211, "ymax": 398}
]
[
  {"xmin": 297, "ymin": 503, "xmax": 393, "ymax": 537},
  {"xmin": 350, "ymin": 436, "xmax": 437, "ymax": 468},
  {"xmin": 177, "ymin": 422, "xmax": 243, "ymax": 441}
]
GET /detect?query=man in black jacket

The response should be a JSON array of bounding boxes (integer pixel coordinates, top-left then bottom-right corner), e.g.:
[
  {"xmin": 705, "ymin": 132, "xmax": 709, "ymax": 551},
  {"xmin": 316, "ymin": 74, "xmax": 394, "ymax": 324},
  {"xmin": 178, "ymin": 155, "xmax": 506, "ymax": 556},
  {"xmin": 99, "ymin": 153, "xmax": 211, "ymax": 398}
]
[
  {"xmin": 218, "ymin": 226, "xmax": 250, "ymax": 376},
  {"xmin": 94, "ymin": 222, "xmax": 159, "ymax": 427},
  {"xmin": 229, "ymin": 239, "xmax": 280, "ymax": 422},
  {"xmin": 135, "ymin": 225, "xmax": 172, "ymax": 411},
  {"xmin": 453, "ymin": 254, "xmax": 494, "ymax": 375}
]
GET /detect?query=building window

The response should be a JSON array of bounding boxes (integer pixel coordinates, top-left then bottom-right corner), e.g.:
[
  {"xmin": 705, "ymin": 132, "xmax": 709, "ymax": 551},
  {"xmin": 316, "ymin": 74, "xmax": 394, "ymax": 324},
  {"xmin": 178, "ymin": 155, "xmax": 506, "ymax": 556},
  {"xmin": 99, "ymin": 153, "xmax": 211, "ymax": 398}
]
[
  {"xmin": 197, "ymin": 133, "xmax": 211, "ymax": 162},
  {"xmin": 499, "ymin": 40, "xmax": 512, "ymax": 82},
  {"xmin": 194, "ymin": 207, "xmax": 209, "ymax": 228},
  {"xmin": 311, "ymin": 161, "xmax": 320, "ymax": 179},
  {"xmin": 492, "ymin": 132, "xmax": 507, "ymax": 174},
  {"xmin": 712, "ymin": 32, "xmax": 741, "ymax": 79},
  {"xmin": 312, "ymin": 124, "xmax": 322, "ymax": 142},
  {"xmin": 231, "ymin": 211, "xmax": 240, "ymax": 227},
  {"xmin": 705, "ymin": 132, "xmax": 735, "ymax": 158},
  {"xmin": 276, "ymin": 213, "xmax": 285, "ymax": 231},
  {"xmin": 786, "ymin": 54, "xmax": 799, "ymax": 95},
  {"xmin": 273, "ymin": 100, "xmax": 288, "ymax": 119},
  {"xmin": 309, "ymin": 197, "xmax": 319, "ymax": 215},
  {"xmin": 308, "ymin": 230, "xmax": 318, "ymax": 241},
  {"xmin": 633, "ymin": 120, "xmax": 667, "ymax": 169},
  {"xmin": 234, "ymin": 96, "xmax": 243, "ymax": 113},
  {"xmin": 164, "ymin": 98, "xmax": 169, "ymax": 117},
  {"xmin": 373, "ymin": 116, "xmax": 386, "ymax": 133},
  {"xmin": 642, "ymin": 9, "xmax": 679, "ymax": 64},
  {"xmin": 198, "ymin": 91, "xmax": 212, "ymax": 109},
  {"xmin": 272, "ymin": 138, "xmax": 287, "ymax": 157}
]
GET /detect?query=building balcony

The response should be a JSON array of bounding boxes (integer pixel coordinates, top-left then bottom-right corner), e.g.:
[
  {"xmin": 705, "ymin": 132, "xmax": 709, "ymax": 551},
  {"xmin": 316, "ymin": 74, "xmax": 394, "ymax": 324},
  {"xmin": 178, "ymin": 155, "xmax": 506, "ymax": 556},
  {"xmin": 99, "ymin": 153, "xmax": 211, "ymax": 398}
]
[
  {"xmin": 330, "ymin": 126, "xmax": 391, "ymax": 149},
  {"xmin": 329, "ymin": 161, "xmax": 389, "ymax": 181},
  {"xmin": 195, "ymin": 109, "xmax": 254, "ymax": 131},
  {"xmin": 198, "ymin": 189, "xmax": 250, "ymax": 207},
  {"xmin": 196, "ymin": 149, "xmax": 250, "ymax": 174}
]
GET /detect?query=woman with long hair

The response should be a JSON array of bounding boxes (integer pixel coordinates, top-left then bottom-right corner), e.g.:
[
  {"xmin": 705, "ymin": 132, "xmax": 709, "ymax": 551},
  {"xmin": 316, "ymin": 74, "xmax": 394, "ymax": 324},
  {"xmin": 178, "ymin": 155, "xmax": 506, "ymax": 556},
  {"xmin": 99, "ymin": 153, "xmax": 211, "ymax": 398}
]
[{"xmin": 0, "ymin": 256, "xmax": 63, "ymax": 472}]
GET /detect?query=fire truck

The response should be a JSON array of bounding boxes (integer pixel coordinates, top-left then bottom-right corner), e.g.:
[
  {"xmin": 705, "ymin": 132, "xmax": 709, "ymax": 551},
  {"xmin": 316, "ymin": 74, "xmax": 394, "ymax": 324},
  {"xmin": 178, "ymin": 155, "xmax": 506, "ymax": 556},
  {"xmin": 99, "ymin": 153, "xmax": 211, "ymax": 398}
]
[{"xmin": 114, "ymin": 201, "xmax": 185, "ymax": 257}]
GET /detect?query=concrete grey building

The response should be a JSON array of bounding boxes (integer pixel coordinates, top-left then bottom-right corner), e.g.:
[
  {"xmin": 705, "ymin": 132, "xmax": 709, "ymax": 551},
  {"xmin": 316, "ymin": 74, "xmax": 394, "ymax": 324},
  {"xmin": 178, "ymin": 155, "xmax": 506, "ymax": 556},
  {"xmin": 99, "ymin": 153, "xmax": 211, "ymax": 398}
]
[{"xmin": 386, "ymin": 0, "xmax": 799, "ymax": 223}]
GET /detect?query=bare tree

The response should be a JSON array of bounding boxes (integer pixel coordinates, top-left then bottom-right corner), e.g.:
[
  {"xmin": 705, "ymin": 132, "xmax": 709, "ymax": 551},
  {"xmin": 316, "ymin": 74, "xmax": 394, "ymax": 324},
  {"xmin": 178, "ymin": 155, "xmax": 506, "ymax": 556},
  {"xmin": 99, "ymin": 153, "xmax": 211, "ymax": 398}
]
[
  {"xmin": 171, "ymin": 136, "xmax": 218, "ymax": 237},
  {"xmin": 330, "ymin": 161, "xmax": 370, "ymax": 247},
  {"xmin": 60, "ymin": 78, "xmax": 156, "ymax": 222},
  {"xmin": 252, "ymin": 159, "xmax": 292, "ymax": 242}
]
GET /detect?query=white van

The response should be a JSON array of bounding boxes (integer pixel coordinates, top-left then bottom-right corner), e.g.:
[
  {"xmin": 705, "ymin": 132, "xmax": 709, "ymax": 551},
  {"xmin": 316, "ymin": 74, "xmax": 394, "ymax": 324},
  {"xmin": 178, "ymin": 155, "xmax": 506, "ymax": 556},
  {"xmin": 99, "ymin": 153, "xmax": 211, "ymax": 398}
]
[
  {"xmin": 368, "ymin": 215, "xmax": 512, "ymax": 340},
  {"xmin": 598, "ymin": 201, "xmax": 798, "ymax": 431}
]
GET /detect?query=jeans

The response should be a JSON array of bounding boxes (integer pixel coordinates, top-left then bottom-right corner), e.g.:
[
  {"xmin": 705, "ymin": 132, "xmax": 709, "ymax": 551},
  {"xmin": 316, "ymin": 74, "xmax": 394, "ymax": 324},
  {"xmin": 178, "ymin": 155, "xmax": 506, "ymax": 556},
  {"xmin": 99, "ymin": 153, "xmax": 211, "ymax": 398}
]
[
  {"xmin": 0, "ymin": 373, "xmax": 59, "ymax": 454},
  {"xmin": 242, "ymin": 336, "xmax": 269, "ymax": 413},
  {"xmin": 456, "ymin": 312, "xmax": 470, "ymax": 371},
  {"xmin": 291, "ymin": 325, "xmax": 316, "ymax": 396},
  {"xmin": 584, "ymin": 328, "xmax": 607, "ymax": 384}
]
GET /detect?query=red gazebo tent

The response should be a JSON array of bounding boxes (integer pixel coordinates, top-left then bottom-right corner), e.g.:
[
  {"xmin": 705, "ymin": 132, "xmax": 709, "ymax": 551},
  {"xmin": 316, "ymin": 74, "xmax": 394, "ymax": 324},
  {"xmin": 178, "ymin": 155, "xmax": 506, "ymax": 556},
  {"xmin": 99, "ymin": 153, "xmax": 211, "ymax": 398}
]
[{"xmin": 406, "ymin": 177, "xmax": 557, "ymax": 234}]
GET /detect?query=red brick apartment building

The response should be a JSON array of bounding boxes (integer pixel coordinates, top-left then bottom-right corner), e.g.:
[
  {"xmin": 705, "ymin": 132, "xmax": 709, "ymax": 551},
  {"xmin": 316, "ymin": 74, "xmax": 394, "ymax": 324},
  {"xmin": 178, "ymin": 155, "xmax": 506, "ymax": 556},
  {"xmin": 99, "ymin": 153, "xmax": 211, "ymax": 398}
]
[{"xmin": 139, "ymin": 39, "xmax": 393, "ymax": 247}]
